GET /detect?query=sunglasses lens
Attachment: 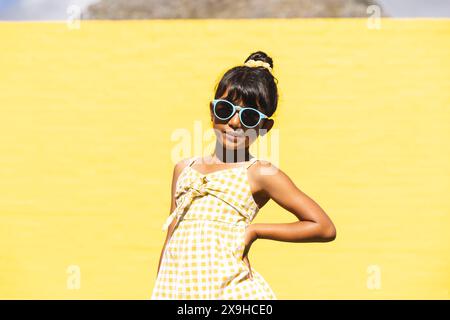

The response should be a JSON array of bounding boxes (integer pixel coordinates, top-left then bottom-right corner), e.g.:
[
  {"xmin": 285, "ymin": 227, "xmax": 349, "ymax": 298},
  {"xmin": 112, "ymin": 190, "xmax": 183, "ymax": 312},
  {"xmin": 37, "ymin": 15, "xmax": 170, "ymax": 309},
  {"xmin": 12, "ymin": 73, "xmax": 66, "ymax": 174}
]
[
  {"xmin": 241, "ymin": 109, "xmax": 261, "ymax": 127},
  {"xmin": 214, "ymin": 101, "xmax": 234, "ymax": 119}
]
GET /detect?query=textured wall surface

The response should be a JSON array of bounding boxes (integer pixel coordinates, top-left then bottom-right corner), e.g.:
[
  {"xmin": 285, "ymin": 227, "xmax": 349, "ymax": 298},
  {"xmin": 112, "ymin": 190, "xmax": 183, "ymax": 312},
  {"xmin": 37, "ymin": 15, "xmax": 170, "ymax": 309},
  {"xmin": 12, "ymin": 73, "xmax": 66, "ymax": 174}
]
[{"xmin": 0, "ymin": 19, "xmax": 449, "ymax": 299}]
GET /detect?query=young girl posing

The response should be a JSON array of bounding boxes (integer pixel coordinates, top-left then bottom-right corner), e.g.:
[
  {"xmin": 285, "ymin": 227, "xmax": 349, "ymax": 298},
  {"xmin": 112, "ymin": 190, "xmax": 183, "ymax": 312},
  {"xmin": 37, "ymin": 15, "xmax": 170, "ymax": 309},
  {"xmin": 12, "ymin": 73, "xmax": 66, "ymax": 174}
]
[{"xmin": 151, "ymin": 51, "xmax": 336, "ymax": 300}]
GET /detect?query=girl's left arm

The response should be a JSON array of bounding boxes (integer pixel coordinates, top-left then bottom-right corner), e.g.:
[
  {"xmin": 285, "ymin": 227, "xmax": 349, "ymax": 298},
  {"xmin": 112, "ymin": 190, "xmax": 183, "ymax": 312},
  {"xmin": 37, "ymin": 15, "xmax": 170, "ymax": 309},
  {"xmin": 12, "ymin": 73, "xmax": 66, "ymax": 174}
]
[{"xmin": 248, "ymin": 161, "xmax": 337, "ymax": 244}]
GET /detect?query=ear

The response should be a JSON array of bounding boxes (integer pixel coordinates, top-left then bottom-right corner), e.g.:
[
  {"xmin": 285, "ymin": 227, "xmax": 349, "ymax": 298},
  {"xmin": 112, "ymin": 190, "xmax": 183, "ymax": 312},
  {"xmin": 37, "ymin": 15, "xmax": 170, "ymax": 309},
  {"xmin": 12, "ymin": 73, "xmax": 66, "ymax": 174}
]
[{"xmin": 259, "ymin": 118, "xmax": 274, "ymax": 136}]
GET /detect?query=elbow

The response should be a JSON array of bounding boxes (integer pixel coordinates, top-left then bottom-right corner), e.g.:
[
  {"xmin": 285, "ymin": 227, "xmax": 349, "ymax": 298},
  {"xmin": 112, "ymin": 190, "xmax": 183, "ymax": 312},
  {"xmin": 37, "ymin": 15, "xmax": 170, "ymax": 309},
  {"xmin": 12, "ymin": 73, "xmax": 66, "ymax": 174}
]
[{"xmin": 320, "ymin": 224, "xmax": 337, "ymax": 242}]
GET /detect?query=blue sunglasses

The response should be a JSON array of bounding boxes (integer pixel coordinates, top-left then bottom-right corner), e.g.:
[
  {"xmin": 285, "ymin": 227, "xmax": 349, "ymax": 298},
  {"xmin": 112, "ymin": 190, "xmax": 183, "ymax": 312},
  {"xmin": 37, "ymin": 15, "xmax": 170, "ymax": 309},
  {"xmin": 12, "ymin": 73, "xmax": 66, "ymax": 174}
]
[{"xmin": 212, "ymin": 99, "xmax": 269, "ymax": 129}]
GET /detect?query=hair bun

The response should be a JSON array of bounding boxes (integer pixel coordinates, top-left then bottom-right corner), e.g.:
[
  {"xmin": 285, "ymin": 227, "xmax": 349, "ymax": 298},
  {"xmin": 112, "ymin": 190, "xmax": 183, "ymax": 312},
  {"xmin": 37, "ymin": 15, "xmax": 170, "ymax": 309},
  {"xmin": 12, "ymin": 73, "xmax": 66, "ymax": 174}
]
[{"xmin": 244, "ymin": 51, "xmax": 274, "ymax": 69}]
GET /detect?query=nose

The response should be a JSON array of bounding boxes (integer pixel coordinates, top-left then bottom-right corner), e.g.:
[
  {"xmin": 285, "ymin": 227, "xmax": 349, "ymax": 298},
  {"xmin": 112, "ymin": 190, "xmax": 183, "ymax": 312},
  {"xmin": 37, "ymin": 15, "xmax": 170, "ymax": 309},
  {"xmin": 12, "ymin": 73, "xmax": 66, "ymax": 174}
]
[{"xmin": 228, "ymin": 110, "xmax": 242, "ymax": 129}]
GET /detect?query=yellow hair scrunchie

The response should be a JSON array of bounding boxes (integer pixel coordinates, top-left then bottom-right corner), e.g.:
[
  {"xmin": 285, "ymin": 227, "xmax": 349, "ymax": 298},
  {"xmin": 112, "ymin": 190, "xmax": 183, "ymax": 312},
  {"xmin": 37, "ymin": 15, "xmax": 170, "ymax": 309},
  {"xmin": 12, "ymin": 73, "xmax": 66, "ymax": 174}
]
[{"xmin": 244, "ymin": 59, "xmax": 273, "ymax": 74}]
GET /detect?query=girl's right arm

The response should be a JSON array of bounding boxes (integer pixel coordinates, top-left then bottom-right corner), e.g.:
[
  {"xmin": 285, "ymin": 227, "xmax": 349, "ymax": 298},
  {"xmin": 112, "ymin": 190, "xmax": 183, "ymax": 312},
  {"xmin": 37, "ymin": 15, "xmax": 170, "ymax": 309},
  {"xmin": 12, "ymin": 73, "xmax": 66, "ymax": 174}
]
[{"xmin": 156, "ymin": 158, "xmax": 190, "ymax": 276}]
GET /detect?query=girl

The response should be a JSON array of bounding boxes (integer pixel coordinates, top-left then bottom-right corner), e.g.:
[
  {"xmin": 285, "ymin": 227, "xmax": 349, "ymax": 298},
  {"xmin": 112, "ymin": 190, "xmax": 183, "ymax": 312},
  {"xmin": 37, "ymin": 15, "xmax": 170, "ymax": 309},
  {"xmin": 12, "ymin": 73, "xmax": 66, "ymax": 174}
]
[{"xmin": 151, "ymin": 51, "xmax": 336, "ymax": 300}]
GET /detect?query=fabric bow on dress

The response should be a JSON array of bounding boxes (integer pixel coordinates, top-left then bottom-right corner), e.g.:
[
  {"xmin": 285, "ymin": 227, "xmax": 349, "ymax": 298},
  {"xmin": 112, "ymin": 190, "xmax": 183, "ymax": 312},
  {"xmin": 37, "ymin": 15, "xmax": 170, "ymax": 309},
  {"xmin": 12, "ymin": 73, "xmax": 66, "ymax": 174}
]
[
  {"xmin": 162, "ymin": 174, "xmax": 251, "ymax": 232},
  {"xmin": 162, "ymin": 175, "xmax": 210, "ymax": 231}
]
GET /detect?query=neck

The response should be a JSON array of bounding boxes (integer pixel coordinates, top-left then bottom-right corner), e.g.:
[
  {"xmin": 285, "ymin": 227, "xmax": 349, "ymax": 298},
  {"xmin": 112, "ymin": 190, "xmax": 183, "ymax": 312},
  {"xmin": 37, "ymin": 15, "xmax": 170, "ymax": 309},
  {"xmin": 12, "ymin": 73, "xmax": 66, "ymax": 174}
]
[{"xmin": 212, "ymin": 141, "xmax": 251, "ymax": 163}]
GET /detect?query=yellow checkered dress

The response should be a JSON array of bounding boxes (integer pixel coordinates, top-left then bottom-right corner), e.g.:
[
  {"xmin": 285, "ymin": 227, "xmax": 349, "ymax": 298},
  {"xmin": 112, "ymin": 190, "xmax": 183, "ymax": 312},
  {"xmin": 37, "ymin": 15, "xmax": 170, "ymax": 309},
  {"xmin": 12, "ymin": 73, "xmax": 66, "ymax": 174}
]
[{"xmin": 151, "ymin": 156, "xmax": 276, "ymax": 300}]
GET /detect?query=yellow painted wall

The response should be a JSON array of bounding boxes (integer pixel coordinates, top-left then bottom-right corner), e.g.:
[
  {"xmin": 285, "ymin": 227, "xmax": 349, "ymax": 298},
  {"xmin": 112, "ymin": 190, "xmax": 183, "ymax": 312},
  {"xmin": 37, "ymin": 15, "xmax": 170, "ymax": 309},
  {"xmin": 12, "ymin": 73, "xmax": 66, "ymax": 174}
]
[{"xmin": 0, "ymin": 19, "xmax": 449, "ymax": 299}]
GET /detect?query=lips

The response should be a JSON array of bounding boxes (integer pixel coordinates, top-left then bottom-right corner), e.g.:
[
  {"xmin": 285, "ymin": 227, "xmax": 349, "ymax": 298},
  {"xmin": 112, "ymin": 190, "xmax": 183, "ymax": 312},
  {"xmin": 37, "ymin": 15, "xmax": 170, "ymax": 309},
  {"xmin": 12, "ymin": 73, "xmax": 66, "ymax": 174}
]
[
  {"xmin": 224, "ymin": 130, "xmax": 245, "ymax": 138},
  {"xmin": 223, "ymin": 130, "xmax": 245, "ymax": 142}
]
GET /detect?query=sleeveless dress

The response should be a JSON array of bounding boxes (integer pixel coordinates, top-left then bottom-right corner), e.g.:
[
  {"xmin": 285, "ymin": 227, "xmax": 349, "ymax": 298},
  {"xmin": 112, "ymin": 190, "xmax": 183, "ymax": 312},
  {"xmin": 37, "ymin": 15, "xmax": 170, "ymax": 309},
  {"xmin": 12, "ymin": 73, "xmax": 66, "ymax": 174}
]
[{"xmin": 151, "ymin": 156, "xmax": 276, "ymax": 300}]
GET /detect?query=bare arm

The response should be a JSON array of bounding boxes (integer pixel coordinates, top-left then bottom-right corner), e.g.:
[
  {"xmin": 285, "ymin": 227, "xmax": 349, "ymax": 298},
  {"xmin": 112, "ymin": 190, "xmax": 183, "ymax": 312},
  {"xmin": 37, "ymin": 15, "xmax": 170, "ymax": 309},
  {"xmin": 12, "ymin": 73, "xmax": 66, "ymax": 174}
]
[
  {"xmin": 245, "ymin": 161, "xmax": 336, "ymax": 252},
  {"xmin": 156, "ymin": 158, "xmax": 189, "ymax": 276}
]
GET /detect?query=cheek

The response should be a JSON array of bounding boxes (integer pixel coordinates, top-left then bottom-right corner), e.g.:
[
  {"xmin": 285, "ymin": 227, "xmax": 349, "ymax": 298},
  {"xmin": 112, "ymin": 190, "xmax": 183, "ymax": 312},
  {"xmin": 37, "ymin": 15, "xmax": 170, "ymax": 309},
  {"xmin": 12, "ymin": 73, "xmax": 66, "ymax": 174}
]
[{"xmin": 211, "ymin": 120, "xmax": 223, "ymax": 131}]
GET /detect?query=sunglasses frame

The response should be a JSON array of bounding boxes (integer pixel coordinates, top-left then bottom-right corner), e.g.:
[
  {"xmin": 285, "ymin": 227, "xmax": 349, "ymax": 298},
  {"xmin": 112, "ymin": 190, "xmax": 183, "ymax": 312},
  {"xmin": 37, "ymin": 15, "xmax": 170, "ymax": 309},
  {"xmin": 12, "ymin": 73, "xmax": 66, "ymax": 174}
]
[{"xmin": 211, "ymin": 99, "xmax": 269, "ymax": 129}]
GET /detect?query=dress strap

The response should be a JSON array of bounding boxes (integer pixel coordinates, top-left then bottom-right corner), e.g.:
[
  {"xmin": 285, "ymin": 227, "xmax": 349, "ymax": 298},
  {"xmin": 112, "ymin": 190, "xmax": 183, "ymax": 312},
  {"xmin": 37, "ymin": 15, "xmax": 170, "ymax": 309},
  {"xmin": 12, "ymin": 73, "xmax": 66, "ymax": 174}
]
[
  {"xmin": 245, "ymin": 157, "xmax": 259, "ymax": 169},
  {"xmin": 187, "ymin": 156, "xmax": 200, "ymax": 167}
]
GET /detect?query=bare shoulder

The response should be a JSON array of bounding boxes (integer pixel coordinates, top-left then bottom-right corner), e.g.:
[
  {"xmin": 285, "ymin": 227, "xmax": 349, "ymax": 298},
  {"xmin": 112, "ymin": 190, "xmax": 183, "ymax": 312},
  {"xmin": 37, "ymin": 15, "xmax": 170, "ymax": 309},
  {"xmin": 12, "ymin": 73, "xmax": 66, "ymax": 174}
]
[
  {"xmin": 249, "ymin": 159, "xmax": 294, "ymax": 189},
  {"xmin": 170, "ymin": 157, "xmax": 194, "ymax": 197},
  {"xmin": 246, "ymin": 159, "xmax": 285, "ymax": 208},
  {"xmin": 173, "ymin": 157, "xmax": 192, "ymax": 177},
  {"xmin": 252, "ymin": 158, "xmax": 282, "ymax": 178}
]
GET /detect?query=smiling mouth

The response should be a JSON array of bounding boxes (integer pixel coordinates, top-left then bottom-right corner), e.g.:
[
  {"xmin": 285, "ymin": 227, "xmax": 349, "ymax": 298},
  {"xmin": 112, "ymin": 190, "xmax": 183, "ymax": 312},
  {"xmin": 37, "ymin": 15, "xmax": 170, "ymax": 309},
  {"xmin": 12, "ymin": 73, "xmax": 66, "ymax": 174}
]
[
  {"xmin": 224, "ymin": 131, "xmax": 245, "ymax": 140},
  {"xmin": 224, "ymin": 130, "xmax": 245, "ymax": 136}
]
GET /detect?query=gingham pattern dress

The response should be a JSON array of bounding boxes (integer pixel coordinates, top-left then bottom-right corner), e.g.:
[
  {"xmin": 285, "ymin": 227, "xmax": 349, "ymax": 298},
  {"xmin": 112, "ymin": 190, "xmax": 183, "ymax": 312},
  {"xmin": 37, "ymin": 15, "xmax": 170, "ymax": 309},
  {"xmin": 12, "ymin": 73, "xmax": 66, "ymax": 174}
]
[{"xmin": 151, "ymin": 156, "xmax": 276, "ymax": 300}]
